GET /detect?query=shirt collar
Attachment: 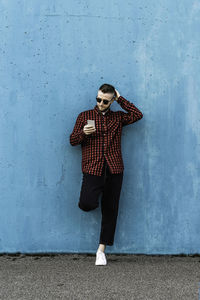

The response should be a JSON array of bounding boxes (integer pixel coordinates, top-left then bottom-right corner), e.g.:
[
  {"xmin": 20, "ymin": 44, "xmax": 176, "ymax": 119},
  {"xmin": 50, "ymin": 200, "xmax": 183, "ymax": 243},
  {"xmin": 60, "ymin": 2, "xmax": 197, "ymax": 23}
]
[{"xmin": 94, "ymin": 105, "xmax": 111, "ymax": 116}]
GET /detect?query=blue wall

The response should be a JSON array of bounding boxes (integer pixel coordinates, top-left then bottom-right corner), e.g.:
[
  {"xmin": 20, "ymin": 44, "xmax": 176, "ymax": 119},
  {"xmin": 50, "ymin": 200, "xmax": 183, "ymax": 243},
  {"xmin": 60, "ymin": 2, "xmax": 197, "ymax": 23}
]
[{"xmin": 1, "ymin": 0, "xmax": 200, "ymax": 254}]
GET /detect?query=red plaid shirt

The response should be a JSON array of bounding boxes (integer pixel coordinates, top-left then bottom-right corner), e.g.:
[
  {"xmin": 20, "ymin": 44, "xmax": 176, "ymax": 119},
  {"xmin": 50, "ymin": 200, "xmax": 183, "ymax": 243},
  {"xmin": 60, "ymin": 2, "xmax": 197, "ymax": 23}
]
[{"xmin": 69, "ymin": 95, "xmax": 143, "ymax": 176}]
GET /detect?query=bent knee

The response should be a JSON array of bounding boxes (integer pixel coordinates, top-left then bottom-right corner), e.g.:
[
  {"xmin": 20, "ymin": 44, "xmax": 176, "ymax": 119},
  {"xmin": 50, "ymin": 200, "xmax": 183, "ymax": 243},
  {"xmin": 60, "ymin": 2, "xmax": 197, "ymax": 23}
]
[{"xmin": 78, "ymin": 201, "xmax": 98, "ymax": 211}]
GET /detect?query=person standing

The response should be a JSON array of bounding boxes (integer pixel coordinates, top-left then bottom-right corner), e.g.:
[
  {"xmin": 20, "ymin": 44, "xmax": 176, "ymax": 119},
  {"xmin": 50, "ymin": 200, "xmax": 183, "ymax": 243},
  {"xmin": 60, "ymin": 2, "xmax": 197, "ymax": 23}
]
[{"xmin": 69, "ymin": 83, "xmax": 143, "ymax": 265}]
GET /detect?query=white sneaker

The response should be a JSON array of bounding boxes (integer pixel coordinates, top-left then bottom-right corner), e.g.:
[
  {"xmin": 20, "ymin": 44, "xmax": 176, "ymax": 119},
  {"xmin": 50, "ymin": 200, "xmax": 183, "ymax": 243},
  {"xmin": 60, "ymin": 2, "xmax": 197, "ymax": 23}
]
[{"xmin": 95, "ymin": 250, "xmax": 107, "ymax": 266}]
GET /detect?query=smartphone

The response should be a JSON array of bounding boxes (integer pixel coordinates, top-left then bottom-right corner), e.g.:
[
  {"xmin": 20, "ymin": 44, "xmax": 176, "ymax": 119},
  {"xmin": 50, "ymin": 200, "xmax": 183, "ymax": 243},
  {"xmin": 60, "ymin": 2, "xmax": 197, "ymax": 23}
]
[{"xmin": 87, "ymin": 120, "xmax": 95, "ymax": 128}]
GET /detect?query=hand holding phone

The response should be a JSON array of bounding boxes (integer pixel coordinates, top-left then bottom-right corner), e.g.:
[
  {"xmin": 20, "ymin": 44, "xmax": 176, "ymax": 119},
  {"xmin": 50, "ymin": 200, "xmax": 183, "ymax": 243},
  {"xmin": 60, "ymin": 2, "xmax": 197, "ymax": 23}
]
[{"xmin": 83, "ymin": 120, "xmax": 96, "ymax": 135}]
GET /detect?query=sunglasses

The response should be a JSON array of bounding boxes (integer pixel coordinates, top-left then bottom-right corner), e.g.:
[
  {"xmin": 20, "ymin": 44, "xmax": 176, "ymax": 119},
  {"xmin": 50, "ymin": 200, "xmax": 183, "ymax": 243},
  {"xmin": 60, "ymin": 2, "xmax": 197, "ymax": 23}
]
[{"xmin": 96, "ymin": 96, "xmax": 114, "ymax": 105}]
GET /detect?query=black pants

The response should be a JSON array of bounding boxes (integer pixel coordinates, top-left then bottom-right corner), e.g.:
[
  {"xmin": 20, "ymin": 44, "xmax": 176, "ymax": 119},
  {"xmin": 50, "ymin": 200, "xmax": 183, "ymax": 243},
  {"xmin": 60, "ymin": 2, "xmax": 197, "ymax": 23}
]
[{"xmin": 78, "ymin": 158, "xmax": 124, "ymax": 246}]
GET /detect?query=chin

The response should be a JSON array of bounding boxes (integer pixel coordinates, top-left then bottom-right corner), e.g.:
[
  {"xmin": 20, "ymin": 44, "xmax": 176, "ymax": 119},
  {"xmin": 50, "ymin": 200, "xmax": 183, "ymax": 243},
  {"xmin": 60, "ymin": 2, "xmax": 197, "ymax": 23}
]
[{"xmin": 98, "ymin": 105, "xmax": 109, "ymax": 111}]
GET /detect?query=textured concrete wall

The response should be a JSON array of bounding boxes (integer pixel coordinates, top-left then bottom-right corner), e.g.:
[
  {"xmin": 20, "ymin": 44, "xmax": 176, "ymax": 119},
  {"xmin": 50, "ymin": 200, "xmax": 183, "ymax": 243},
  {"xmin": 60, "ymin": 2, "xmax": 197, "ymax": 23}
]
[{"xmin": 0, "ymin": 0, "xmax": 200, "ymax": 254}]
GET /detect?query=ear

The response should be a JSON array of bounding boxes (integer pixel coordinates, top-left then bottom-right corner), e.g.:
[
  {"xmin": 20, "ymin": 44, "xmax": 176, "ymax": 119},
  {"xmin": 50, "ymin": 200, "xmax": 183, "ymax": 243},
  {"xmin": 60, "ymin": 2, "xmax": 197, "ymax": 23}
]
[{"xmin": 111, "ymin": 98, "xmax": 115, "ymax": 104}]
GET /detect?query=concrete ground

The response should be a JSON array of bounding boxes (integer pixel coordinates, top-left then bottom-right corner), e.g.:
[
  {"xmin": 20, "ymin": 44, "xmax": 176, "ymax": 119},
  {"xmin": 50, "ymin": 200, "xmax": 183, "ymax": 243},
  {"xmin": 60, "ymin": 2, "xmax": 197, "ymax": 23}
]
[{"xmin": 0, "ymin": 254, "xmax": 200, "ymax": 300}]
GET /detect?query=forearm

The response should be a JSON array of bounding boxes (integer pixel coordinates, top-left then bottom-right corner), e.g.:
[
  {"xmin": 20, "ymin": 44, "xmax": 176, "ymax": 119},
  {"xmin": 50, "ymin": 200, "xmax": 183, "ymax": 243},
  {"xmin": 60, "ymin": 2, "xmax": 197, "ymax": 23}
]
[
  {"xmin": 70, "ymin": 129, "xmax": 87, "ymax": 146},
  {"xmin": 116, "ymin": 95, "xmax": 143, "ymax": 125},
  {"xmin": 69, "ymin": 112, "xmax": 88, "ymax": 146}
]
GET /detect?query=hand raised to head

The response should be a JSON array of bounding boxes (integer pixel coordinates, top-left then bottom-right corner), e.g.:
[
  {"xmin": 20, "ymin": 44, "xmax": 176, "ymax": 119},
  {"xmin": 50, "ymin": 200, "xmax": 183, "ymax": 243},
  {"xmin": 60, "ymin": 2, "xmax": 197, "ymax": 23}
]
[{"xmin": 114, "ymin": 89, "xmax": 121, "ymax": 100}]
